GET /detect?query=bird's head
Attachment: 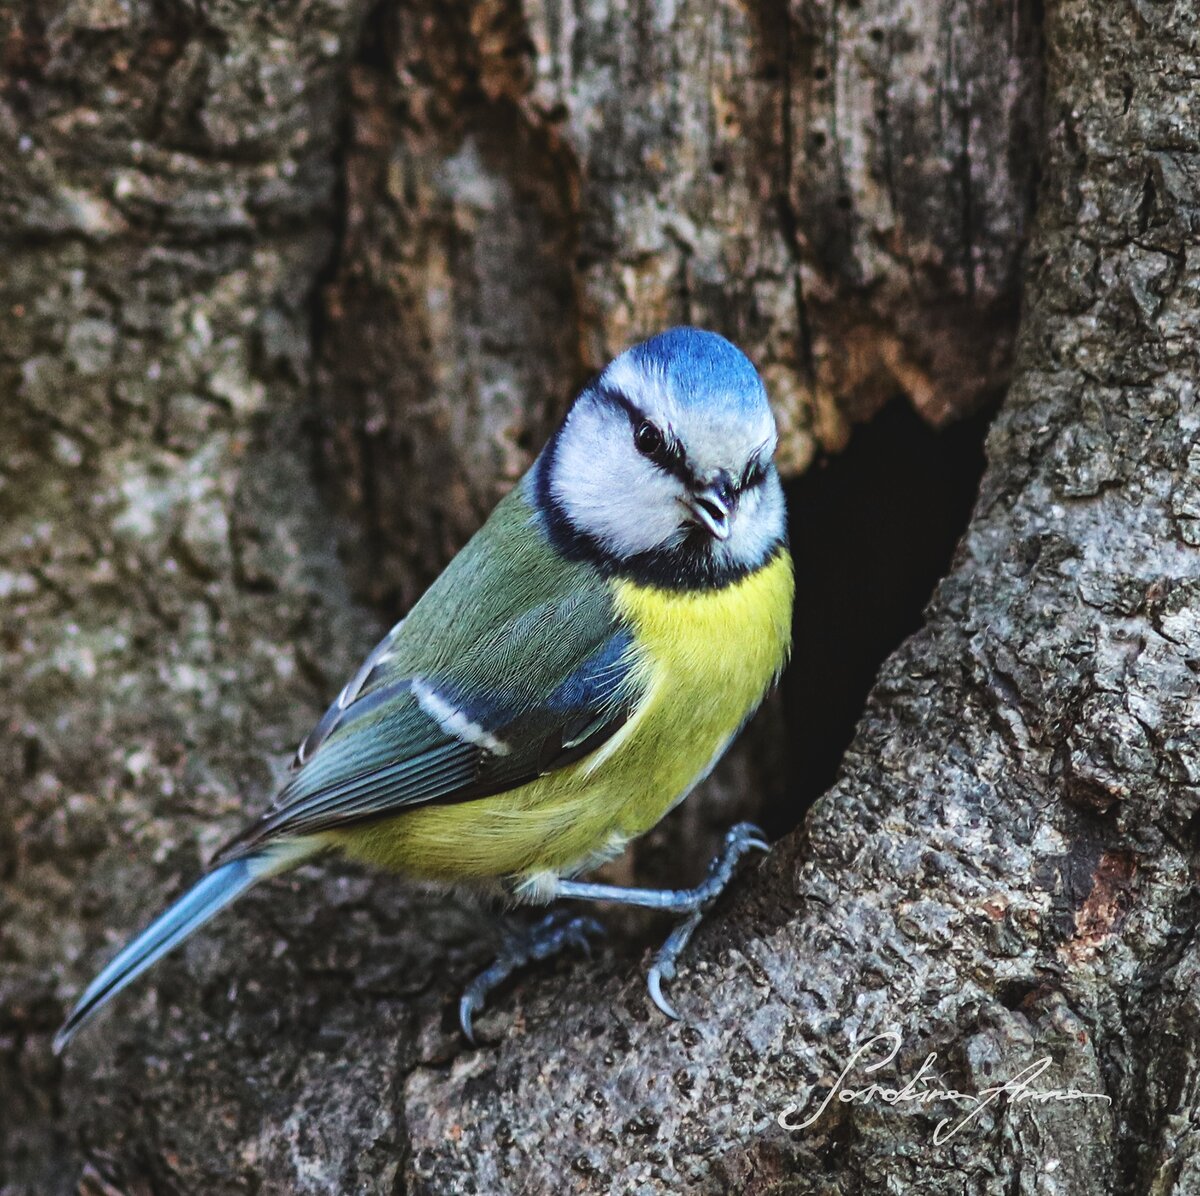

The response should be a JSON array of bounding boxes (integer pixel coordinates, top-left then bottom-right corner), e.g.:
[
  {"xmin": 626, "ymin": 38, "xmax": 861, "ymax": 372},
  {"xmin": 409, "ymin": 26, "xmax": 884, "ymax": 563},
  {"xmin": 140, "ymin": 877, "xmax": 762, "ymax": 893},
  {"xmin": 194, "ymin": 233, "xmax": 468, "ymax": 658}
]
[{"xmin": 537, "ymin": 328, "xmax": 786, "ymax": 586}]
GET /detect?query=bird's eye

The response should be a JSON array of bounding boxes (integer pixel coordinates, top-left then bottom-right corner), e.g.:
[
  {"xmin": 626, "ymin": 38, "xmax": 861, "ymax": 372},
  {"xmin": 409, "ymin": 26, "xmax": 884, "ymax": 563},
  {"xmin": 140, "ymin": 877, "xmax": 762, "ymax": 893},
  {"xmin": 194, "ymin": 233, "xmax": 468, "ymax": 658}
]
[
  {"xmin": 634, "ymin": 421, "xmax": 665, "ymax": 459},
  {"xmin": 740, "ymin": 461, "xmax": 767, "ymax": 490}
]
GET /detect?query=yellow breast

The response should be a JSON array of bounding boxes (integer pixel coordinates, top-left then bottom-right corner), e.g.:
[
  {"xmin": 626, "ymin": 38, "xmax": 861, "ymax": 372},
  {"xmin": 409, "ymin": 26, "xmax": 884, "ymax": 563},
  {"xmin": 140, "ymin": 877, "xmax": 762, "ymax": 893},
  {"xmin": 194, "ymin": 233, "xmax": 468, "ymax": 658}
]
[
  {"xmin": 599, "ymin": 547, "xmax": 795, "ymax": 829},
  {"xmin": 338, "ymin": 549, "xmax": 794, "ymax": 886},
  {"xmin": 612, "ymin": 548, "xmax": 795, "ymax": 735}
]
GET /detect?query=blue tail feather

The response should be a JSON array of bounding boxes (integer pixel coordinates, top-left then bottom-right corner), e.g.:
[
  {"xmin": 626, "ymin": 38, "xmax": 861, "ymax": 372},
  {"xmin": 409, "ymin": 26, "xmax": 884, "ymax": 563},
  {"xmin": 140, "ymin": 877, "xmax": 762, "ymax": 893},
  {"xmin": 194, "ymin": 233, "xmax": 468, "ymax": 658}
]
[{"xmin": 54, "ymin": 854, "xmax": 269, "ymax": 1052}]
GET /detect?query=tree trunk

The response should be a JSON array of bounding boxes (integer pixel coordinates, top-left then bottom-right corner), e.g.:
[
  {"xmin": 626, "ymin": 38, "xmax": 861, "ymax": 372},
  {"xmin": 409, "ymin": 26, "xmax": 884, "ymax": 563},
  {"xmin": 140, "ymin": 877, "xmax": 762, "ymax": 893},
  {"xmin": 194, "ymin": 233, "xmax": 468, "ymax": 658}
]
[{"xmin": 5, "ymin": 0, "xmax": 1195, "ymax": 1194}]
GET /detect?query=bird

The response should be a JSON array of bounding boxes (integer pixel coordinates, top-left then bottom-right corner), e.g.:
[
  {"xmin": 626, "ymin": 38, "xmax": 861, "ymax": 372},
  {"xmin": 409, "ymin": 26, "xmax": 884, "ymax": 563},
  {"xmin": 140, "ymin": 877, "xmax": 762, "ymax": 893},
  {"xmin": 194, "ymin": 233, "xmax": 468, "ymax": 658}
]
[{"xmin": 54, "ymin": 326, "xmax": 794, "ymax": 1051}]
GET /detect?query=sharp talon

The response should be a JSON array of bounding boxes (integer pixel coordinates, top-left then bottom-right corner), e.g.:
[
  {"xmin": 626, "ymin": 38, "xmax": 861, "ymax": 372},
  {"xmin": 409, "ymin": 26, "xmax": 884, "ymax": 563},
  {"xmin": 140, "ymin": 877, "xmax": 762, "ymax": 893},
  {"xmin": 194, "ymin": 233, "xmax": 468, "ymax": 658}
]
[
  {"xmin": 459, "ymin": 994, "xmax": 479, "ymax": 1044},
  {"xmin": 647, "ymin": 967, "xmax": 680, "ymax": 1021},
  {"xmin": 457, "ymin": 910, "xmax": 605, "ymax": 1041},
  {"xmin": 728, "ymin": 822, "xmax": 770, "ymax": 851},
  {"xmin": 636, "ymin": 824, "xmax": 773, "ymax": 1025}
]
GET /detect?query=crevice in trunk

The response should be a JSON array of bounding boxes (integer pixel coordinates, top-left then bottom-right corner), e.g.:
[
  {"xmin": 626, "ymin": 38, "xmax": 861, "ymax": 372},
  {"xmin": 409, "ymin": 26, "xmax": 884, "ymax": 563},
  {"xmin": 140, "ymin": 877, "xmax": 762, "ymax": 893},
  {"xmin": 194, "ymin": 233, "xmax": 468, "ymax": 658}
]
[{"xmin": 771, "ymin": 398, "xmax": 993, "ymax": 837}]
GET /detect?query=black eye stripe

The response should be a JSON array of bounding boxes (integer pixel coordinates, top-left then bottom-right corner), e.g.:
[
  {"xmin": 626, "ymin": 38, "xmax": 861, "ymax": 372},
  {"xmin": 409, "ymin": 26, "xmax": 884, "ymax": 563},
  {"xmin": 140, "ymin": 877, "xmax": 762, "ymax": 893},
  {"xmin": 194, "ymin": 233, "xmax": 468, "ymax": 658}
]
[
  {"xmin": 597, "ymin": 384, "xmax": 691, "ymax": 478},
  {"xmin": 739, "ymin": 461, "xmax": 767, "ymax": 491},
  {"xmin": 595, "ymin": 383, "xmax": 642, "ymax": 424},
  {"xmin": 596, "ymin": 382, "xmax": 770, "ymax": 491}
]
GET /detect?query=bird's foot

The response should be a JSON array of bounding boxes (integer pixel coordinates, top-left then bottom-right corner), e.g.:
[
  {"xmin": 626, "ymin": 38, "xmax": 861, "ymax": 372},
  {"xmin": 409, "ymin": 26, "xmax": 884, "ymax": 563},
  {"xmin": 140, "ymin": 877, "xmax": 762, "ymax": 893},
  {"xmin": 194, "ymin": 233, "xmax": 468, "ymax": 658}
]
[
  {"xmin": 459, "ymin": 909, "xmax": 605, "ymax": 1043},
  {"xmin": 646, "ymin": 821, "xmax": 769, "ymax": 1019}
]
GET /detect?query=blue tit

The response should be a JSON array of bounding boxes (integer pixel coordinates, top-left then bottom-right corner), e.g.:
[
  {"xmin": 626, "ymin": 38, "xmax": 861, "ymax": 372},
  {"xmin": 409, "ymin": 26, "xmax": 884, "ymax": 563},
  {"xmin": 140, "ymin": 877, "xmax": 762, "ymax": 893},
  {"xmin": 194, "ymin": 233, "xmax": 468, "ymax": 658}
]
[{"xmin": 55, "ymin": 327, "xmax": 794, "ymax": 1050}]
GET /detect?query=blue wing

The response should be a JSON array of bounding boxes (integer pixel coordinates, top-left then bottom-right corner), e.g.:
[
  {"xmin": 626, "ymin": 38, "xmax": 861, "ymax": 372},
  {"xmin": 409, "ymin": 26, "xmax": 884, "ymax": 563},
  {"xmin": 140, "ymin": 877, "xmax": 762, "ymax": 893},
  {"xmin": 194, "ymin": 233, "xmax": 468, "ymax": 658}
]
[
  {"xmin": 212, "ymin": 481, "xmax": 648, "ymax": 863},
  {"xmin": 213, "ymin": 617, "xmax": 639, "ymax": 862}
]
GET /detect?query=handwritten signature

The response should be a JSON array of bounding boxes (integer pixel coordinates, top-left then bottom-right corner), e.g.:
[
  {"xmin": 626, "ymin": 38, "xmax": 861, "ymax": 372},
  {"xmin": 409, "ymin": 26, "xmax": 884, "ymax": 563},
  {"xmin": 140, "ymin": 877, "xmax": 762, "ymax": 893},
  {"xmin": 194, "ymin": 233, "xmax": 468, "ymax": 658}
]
[{"xmin": 778, "ymin": 1031, "xmax": 1111, "ymax": 1143}]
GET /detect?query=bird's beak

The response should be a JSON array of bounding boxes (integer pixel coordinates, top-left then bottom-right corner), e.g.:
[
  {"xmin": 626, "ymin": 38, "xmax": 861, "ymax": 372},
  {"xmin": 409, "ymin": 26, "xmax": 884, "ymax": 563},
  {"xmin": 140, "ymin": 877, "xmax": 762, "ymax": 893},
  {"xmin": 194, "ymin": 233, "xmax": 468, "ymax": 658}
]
[{"xmin": 684, "ymin": 482, "xmax": 733, "ymax": 541}]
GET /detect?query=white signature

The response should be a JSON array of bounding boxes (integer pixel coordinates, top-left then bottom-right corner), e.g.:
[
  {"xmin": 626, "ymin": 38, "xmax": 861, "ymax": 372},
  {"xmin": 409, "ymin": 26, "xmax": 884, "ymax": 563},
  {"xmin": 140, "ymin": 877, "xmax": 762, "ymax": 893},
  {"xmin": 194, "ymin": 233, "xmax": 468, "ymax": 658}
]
[{"xmin": 778, "ymin": 1031, "xmax": 1111, "ymax": 1143}]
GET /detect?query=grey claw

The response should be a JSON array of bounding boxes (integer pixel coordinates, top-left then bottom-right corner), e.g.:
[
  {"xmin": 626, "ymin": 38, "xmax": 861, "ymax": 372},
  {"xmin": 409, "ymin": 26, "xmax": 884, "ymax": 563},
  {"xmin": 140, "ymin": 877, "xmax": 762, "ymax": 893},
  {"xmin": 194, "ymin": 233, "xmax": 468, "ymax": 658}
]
[
  {"xmin": 647, "ymin": 966, "xmax": 680, "ymax": 1021},
  {"xmin": 646, "ymin": 910, "xmax": 702, "ymax": 1022},
  {"xmin": 560, "ymin": 916, "xmax": 605, "ymax": 959},
  {"xmin": 459, "ymin": 911, "xmax": 605, "ymax": 1043},
  {"xmin": 643, "ymin": 824, "xmax": 770, "ymax": 1023},
  {"xmin": 459, "ymin": 993, "xmax": 481, "ymax": 1044},
  {"xmin": 726, "ymin": 821, "xmax": 770, "ymax": 854}
]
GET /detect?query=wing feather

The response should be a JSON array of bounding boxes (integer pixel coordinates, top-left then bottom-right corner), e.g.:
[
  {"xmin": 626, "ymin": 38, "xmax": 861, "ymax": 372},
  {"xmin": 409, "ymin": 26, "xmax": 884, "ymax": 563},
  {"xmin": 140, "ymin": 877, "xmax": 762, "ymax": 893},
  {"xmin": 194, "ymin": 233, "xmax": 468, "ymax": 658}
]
[
  {"xmin": 212, "ymin": 484, "xmax": 646, "ymax": 866},
  {"xmin": 213, "ymin": 613, "xmax": 641, "ymax": 865},
  {"xmin": 291, "ymin": 618, "xmax": 407, "ymax": 769}
]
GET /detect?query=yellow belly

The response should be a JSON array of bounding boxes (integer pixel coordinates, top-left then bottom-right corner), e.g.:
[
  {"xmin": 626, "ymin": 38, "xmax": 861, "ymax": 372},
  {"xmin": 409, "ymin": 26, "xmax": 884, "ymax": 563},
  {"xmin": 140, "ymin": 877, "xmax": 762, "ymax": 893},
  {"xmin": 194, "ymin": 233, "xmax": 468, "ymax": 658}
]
[{"xmin": 336, "ymin": 549, "xmax": 794, "ymax": 888}]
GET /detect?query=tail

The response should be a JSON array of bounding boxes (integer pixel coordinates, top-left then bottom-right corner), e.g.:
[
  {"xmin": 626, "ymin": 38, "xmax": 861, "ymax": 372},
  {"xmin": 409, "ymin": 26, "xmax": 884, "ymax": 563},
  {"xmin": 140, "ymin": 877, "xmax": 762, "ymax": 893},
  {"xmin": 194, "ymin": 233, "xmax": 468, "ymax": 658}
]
[{"xmin": 54, "ymin": 842, "xmax": 314, "ymax": 1053}]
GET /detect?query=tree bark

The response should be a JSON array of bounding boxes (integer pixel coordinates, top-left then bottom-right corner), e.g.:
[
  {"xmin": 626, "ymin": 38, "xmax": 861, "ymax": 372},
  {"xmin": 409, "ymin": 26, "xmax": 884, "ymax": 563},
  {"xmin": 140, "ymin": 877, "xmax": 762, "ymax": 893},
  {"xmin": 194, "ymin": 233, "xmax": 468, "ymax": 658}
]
[
  {"xmin": 6, "ymin": 0, "xmax": 1193, "ymax": 1194},
  {"xmin": 395, "ymin": 3, "xmax": 1199, "ymax": 1191},
  {"xmin": 316, "ymin": 0, "xmax": 1041, "ymax": 608}
]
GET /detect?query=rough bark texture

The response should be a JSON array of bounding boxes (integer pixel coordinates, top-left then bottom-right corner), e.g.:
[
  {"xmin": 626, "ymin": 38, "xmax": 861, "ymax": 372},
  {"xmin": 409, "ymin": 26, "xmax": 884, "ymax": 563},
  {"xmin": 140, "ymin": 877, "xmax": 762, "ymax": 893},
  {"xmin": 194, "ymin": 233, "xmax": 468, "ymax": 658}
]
[
  {"xmin": 397, "ymin": 1, "xmax": 1200, "ymax": 1188},
  {"xmin": 6, "ymin": 0, "xmax": 1193, "ymax": 1194},
  {"xmin": 317, "ymin": 0, "xmax": 1041, "ymax": 609}
]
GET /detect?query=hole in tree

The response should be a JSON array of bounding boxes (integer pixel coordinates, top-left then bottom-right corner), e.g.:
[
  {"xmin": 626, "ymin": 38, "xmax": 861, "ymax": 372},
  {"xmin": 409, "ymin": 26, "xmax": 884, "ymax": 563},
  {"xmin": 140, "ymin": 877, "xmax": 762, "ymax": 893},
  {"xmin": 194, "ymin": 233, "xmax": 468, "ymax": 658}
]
[
  {"xmin": 762, "ymin": 396, "xmax": 991, "ymax": 839},
  {"xmin": 995, "ymin": 977, "xmax": 1046, "ymax": 1011}
]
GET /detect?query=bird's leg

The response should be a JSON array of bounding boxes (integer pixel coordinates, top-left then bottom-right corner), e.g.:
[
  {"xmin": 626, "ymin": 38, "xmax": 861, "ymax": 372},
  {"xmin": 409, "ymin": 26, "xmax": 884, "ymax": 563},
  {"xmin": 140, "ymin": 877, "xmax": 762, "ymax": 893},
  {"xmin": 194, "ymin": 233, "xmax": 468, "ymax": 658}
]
[
  {"xmin": 459, "ymin": 909, "xmax": 605, "ymax": 1043},
  {"xmin": 457, "ymin": 824, "xmax": 766, "ymax": 1040},
  {"xmin": 551, "ymin": 821, "xmax": 769, "ymax": 1020}
]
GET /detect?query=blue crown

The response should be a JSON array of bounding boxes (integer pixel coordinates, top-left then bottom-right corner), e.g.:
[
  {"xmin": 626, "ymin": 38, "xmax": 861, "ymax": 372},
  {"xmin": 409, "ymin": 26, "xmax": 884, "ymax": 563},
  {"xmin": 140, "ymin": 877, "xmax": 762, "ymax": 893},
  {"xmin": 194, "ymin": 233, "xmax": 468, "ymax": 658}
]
[{"xmin": 626, "ymin": 327, "xmax": 767, "ymax": 414}]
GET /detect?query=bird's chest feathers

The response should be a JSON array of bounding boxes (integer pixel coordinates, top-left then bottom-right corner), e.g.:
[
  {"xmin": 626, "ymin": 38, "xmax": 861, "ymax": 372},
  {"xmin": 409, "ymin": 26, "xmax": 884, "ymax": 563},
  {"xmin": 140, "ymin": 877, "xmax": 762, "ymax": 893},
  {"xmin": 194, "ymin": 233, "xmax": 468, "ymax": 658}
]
[{"xmin": 604, "ymin": 550, "xmax": 793, "ymax": 798}]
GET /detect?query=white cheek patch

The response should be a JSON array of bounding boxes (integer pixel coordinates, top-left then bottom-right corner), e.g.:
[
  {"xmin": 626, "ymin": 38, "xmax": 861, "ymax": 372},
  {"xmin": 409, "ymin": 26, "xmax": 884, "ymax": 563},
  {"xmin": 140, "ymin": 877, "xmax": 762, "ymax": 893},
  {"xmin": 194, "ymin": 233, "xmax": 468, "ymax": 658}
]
[{"xmin": 550, "ymin": 397, "xmax": 686, "ymax": 557}]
